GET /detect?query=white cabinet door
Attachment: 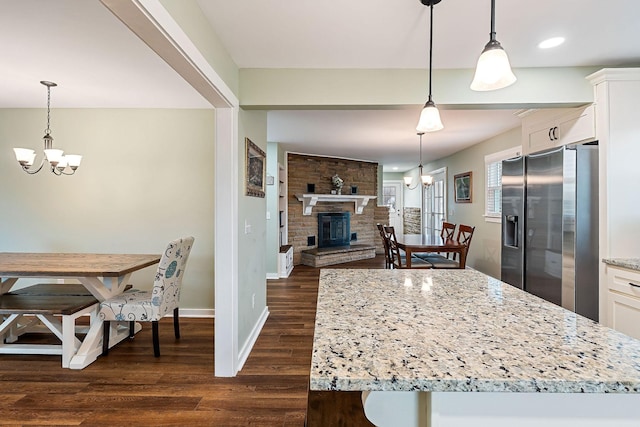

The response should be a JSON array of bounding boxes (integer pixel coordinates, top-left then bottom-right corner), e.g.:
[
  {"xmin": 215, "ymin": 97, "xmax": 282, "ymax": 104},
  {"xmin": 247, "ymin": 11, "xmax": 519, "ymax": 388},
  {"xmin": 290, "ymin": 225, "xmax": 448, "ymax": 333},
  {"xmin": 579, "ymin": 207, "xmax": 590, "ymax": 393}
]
[
  {"xmin": 607, "ymin": 291, "xmax": 640, "ymax": 340},
  {"xmin": 556, "ymin": 105, "xmax": 596, "ymax": 146},
  {"xmin": 523, "ymin": 105, "xmax": 595, "ymax": 155},
  {"xmin": 605, "ymin": 265, "xmax": 640, "ymax": 339}
]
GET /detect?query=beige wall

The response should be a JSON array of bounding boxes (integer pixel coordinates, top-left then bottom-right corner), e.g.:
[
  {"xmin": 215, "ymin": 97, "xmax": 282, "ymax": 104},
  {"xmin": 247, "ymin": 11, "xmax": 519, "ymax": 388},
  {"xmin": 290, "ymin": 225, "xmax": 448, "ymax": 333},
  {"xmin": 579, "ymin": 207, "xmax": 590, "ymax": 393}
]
[
  {"xmin": 0, "ymin": 108, "xmax": 215, "ymax": 312},
  {"xmin": 421, "ymin": 126, "xmax": 522, "ymax": 279}
]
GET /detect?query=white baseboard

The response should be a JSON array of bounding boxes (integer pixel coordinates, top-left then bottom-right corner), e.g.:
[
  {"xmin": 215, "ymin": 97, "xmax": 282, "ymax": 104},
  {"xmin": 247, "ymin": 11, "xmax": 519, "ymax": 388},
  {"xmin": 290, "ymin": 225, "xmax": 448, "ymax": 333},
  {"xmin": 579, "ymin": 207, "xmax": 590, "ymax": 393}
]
[
  {"xmin": 266, "ymin": 272, "xmax": 279, "ymax": 280},
  {"xmin": 178, "ymin": 308, "xmax": 215, "ymax": 318},
  {"xmin": 236, "ymin": 306, "xmax": 269, "ymax": 372}
]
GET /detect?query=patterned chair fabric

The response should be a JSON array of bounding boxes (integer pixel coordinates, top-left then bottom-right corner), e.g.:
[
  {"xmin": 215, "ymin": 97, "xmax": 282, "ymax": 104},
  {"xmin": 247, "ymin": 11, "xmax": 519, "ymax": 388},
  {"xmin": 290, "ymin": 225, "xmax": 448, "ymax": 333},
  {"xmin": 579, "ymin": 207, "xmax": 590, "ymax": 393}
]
[{"xmin": 99, "ymin": 236, "xmax": 194, "ymax": 357}]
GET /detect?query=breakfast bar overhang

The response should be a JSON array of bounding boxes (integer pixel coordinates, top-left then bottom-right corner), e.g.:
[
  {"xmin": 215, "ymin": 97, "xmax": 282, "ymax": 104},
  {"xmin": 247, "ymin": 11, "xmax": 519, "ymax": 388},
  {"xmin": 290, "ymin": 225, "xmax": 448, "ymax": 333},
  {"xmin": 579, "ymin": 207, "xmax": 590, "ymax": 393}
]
[{"xmin": 308, "ymin": 269, "xmax": 640, "ymax": 426}]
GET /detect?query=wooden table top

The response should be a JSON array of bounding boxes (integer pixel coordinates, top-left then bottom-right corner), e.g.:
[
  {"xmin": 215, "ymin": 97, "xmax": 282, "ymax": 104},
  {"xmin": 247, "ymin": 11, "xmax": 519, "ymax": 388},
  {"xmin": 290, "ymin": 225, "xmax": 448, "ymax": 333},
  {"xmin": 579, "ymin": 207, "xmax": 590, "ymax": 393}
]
[{"xmin": 0, "ymin": 252, "xmax": 161, "ymax": 277}]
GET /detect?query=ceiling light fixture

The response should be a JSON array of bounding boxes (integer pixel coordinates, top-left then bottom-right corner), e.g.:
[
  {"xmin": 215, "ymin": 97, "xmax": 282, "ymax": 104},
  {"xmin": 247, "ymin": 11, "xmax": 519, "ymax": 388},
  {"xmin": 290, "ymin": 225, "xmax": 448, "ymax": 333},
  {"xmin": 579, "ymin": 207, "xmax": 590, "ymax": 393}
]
[
  {"xmin": 538, "ymin": 37, "xmax": 565, "ymax": 49},
  {"xmin": 470, "ymin": 0, "xmax": 516, "ymax": 91},
  {"xmin": 416, "ymin": 0, "xmax": 444, "ymax": 133},
  {"xmin": 13, "ymin": 81, "xmax": 82, "ymax": 176},
  {"xmin": 404, "ymin": 132, "xmax": 433, "ymax": 189}
]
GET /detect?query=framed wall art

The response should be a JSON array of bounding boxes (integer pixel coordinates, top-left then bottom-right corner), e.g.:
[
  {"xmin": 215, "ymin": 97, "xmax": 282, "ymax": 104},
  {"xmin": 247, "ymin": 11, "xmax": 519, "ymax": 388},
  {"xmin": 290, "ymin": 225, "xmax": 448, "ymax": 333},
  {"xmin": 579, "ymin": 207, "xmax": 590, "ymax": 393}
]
[
  {"xmin": 454, "ymin": 171, "xmax": 472, "ymax": 203},
  {"xmin": 245, "ymin": 138, "xmax": 266, "ymax": 198}
]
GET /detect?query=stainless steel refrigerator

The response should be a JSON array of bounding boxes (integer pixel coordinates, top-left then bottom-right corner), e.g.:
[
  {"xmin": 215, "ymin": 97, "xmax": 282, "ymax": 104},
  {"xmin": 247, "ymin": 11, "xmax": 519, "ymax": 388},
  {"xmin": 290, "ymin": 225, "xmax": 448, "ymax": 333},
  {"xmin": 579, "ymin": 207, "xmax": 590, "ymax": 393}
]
[{"xmin": 501, "ymin": 144, "xmax": 599, "ymax": 321}]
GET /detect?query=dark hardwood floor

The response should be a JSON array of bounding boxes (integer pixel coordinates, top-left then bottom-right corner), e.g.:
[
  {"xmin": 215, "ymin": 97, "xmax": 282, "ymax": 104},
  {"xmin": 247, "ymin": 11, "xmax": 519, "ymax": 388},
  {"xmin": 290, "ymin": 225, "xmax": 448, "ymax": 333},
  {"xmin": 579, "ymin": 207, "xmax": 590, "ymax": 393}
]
[{"xmin": 0, "ymin": 255, "xmax": 385, "ymax": 426}]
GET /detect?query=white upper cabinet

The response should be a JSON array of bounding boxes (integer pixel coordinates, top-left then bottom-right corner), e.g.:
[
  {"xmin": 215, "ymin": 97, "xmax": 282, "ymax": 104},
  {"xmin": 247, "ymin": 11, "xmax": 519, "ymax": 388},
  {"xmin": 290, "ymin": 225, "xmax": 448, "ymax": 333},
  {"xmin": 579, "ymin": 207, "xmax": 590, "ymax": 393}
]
[{"xmin": 522, "ymin": 105, "xmax": 596, "ymax": 155}]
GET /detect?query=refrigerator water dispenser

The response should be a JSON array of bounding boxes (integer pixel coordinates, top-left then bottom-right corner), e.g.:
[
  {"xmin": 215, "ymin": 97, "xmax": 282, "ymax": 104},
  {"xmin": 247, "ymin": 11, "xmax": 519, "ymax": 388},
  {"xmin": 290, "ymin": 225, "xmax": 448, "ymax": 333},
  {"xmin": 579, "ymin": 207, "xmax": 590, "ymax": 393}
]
[{"xmin": 503, "ymin": 215, "xmax": 518, "ymax": 248}]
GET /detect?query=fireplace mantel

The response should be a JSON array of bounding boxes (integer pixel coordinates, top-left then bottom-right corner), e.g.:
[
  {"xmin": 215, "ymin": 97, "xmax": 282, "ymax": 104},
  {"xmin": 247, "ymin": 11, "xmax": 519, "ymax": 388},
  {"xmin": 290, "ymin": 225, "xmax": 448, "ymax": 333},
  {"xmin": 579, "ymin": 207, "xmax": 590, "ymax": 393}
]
[{"xmin": 295, "ymin": 194, "xmax": 377, "ymax": 215}]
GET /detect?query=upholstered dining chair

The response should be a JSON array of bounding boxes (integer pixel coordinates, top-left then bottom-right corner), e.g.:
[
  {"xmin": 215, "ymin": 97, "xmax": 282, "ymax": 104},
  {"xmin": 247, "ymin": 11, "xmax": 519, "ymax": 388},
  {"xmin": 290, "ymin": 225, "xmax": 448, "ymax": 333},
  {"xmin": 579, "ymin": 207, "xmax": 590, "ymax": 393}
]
[{"xmin": 99, "ymin": 236, "xmax": 195, "ymax": 357}]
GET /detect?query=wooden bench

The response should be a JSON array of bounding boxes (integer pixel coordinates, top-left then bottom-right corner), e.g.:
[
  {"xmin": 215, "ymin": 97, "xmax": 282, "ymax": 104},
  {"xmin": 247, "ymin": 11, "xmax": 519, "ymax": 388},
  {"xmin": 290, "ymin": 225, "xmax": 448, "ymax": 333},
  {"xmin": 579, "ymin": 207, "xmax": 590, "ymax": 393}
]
[
  {"xmin": 8, "ymin": 282, "xmax": 133, "ymax": 297},
  {"xmin": 0, "ymin": 288, "xmax": 100, "ymax": 368},
  {"xmin": 8, "ymin": 283, "xmax": 95, "ymax": 296}
]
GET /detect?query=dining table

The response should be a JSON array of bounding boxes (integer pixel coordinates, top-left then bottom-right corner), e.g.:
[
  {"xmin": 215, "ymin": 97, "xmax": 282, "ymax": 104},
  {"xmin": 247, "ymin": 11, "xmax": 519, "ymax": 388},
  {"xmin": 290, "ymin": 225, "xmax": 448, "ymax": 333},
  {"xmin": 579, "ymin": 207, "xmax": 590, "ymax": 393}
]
[
  {"xmin": 0, "ymin": 252, "xmax": 160, "ymax": 369},
  {"xmin": 395, "ymin": 233, "xmax": 467, "ymax": 268}
]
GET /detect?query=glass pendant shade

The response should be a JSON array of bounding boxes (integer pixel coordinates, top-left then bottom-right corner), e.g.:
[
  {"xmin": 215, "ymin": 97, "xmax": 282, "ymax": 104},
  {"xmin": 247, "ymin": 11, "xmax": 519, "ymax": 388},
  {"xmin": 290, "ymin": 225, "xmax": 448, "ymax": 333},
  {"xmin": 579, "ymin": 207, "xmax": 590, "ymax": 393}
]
[
  {"xmin": 404, "ymin": 176, "xmax": 413, "ymax": 187},
  {"xmin": 470, "ymin": 41, "xmax": 516, "ymax": 91},
  {"xmin": 65, "ymin": 154, "xmax": 82, "ymax": 169},
  {"xmin": 416, "ymin": 100, "xmax": 444, "ymax": 133},
  {"xmin": 14, "ymin": 148, "xmax": 36, "ymax": 166},
  {"xmin": 421, "ymin": 174, "xmax": 433, "ymax": 185},
  {"xmin": 44, "ymin": 149, "xmax": 64, "ymax": 165}
]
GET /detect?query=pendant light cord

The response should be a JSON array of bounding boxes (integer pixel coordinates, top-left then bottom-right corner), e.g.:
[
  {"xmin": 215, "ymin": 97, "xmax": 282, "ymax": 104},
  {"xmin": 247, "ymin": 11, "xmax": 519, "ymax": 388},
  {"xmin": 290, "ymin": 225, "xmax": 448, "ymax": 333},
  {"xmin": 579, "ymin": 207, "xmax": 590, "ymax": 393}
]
[
  {"xmin": 489, "ymin": 0, "xmax": 496, "ymax": 42},
  {"xmin": 428, "ymin": 2, "xmax": 434, "ymax": 103}
]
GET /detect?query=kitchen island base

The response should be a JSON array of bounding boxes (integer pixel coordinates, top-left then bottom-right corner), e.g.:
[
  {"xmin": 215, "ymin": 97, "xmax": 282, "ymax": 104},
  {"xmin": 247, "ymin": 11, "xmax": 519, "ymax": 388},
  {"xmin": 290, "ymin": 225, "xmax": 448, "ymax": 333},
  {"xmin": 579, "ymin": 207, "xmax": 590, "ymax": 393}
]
[{"xmin": 362, "ymin": 391, "xmax": 640, "ymax": 426}]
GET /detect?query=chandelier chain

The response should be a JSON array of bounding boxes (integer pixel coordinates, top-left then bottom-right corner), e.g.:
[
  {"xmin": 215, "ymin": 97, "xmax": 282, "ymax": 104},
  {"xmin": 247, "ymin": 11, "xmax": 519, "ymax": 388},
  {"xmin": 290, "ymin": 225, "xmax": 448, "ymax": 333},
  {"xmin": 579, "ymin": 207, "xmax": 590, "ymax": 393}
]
[{"xmin": 45, "ymin": 85, "xmax": 51, "ymax": 135}]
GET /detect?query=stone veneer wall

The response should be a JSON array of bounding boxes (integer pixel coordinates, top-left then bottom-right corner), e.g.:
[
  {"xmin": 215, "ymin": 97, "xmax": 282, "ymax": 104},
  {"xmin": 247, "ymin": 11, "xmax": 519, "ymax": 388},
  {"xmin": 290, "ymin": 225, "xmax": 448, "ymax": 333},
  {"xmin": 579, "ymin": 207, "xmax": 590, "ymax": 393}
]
[
  {"xmin": 404, "ymin": 207, "xmax": 421, "ymax": 234},
  {"xmin": 374, "ymin": 205, "xmax": 391, "ymax": 255},
  {"xmin": 287, "ymin": 153, "xmax": 378, "ymax": 265}
]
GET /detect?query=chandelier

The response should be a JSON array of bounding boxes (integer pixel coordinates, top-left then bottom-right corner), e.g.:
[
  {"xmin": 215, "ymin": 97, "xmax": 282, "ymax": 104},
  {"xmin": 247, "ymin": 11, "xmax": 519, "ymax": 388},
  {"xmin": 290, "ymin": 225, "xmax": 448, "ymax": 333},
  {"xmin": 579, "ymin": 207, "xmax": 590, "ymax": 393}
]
[
  {"xmin": 13, "ymin": 81, "xmax": 82, "ymax": 176},
  {"xmin": 404, "ymin": 132, "xmax": 434, "ymax": 189}
]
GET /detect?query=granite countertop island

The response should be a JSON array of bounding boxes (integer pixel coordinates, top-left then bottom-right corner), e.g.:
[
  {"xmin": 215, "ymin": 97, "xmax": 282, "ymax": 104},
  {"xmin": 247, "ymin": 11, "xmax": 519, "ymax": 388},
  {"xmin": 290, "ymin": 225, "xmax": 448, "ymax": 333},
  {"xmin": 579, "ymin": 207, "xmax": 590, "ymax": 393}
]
[
  {"xmin": 603, "ymin": 257, "xmax": 640, "ymax": 271},
  {"xmin": 309, "ymin": 268, "xmax": 640, "ymax": 426}
]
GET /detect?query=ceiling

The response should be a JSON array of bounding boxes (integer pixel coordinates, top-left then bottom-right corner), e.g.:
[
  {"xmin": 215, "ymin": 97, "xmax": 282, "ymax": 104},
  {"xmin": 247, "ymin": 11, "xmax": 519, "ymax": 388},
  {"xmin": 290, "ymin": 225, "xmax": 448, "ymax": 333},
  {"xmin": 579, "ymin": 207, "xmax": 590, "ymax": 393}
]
[{"xmin": 2, "ymin": 0, "xmax": 639, "ymax": 171}]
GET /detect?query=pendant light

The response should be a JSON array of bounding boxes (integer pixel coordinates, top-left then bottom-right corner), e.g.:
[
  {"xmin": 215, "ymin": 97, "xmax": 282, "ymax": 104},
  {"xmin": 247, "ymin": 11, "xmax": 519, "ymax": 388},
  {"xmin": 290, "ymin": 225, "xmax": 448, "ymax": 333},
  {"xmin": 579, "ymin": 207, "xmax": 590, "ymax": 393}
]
[
  {"xmin": 470, "ymin": 0, "xmax": 516, "ymax": 91},
  {"xmin": 416, "ymin": 0, "xmax": 444, "ymax": 133},
  {"xmin": 404, "ymin": 132, "xmax": 434, "ymax": 189}
]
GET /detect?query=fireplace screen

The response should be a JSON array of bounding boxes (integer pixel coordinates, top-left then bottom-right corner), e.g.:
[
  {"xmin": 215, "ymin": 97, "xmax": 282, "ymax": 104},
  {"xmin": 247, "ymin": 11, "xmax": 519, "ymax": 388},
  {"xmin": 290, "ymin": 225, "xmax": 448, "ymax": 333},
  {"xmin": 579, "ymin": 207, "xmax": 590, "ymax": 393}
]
[{"xmin": 317, "ymin": 212, "xmax": 351, "ymax": 248}]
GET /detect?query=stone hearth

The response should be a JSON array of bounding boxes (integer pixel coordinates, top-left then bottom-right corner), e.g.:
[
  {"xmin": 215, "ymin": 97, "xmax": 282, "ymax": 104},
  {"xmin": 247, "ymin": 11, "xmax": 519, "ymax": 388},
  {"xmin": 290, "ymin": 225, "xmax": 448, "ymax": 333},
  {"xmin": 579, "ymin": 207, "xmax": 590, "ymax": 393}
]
[{"xmin": 301, "ymin": 244, "xmax": 376, "ymax": 267}]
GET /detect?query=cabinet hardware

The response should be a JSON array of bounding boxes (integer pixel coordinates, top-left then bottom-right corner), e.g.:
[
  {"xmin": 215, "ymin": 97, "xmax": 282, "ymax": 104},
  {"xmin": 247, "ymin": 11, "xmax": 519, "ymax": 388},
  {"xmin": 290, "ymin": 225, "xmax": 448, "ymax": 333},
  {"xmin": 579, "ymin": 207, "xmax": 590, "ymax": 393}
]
[
  {"xmin": 552, "ymin": 126, "xmax": 558, "ymax": 140},
  {"xmin": 629, "ymin": 282, "xmax": 640, "ymax": 288}
]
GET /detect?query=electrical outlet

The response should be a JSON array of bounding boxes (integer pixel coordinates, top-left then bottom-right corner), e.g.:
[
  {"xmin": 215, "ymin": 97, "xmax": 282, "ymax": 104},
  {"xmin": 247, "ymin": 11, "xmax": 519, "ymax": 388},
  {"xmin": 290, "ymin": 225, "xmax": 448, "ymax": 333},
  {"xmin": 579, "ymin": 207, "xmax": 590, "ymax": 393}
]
[
  {"xmin": 244, "ymin": 220, "xmax": 252, "ymax": 234},
  {"xmin": 266, "ymin": 211, "xmax": 271, "ymax": 220},
  {"xmin": 251, "ymin": 293, "xmax": 255, "ymax": 309}
]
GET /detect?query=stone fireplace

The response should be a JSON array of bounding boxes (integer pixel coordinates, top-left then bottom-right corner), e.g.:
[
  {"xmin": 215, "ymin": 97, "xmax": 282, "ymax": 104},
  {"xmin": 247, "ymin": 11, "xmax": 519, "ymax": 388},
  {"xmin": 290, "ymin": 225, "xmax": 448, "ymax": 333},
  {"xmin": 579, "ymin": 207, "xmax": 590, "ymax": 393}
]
[{"xmin": 287, "ymin": 153, "xmax": 380, "ymax": 266}]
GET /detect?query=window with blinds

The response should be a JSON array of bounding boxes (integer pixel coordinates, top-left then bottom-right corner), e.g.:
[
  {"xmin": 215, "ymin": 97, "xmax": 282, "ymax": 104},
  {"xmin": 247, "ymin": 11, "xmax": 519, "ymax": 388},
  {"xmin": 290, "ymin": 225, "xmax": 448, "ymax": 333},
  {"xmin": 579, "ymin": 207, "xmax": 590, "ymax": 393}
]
[
  {"xmin": 485, "ymin": 160, "xmax": 502, "ymax": 218},
  {"xmin": 484, "ymin": 146, "xmax": 521, "ymax": 223}
]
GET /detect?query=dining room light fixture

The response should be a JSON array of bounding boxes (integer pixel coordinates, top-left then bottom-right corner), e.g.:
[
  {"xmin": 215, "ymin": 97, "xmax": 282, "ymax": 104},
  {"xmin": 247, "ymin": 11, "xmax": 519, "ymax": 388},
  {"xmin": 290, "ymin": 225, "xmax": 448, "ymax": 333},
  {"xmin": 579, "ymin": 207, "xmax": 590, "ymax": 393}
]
[
  {"xmin": 13, "ymin": 81, "xmax": 82, "ymax": 176},
  {"xmin": 416, "ymin": 0, "xmax": 444, "ymax": 133},
  {"xmin": 404, "ymin": 132, "xmax": 434, "ymax": 189},
  {"xmin": 470, "ymin": 0, "xmax": 516, "ymax": 91}
]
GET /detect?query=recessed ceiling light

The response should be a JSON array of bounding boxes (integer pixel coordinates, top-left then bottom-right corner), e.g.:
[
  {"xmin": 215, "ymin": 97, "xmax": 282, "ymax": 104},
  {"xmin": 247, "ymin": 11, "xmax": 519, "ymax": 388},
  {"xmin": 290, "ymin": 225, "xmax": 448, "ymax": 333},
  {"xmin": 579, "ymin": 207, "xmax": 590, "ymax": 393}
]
[
  {"xmin": 392, "ymin": 167, "xmax": 399, "ymax": 171},
  {"xmin": 538, "ymin": 37, "xmax": 565, "ymax": 49}
]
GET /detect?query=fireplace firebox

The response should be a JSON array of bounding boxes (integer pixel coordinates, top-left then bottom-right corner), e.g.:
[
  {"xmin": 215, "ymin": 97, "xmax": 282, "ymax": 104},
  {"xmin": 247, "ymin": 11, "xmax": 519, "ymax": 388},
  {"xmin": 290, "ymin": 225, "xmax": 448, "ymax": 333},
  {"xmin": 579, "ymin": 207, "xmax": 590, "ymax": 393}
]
[{"xmin": 317, "ymin": 212, "xmax": 351, "ymax": 248}]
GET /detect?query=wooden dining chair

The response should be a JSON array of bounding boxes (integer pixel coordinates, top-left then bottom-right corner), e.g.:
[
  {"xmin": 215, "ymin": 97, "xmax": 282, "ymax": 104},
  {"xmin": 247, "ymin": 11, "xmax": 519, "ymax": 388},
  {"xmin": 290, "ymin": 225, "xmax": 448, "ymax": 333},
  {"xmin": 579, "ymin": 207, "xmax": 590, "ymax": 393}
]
[
  {"xmin": 414, "ymin": 221, "xmax": 457, "ymax": 261},
  {"xmin": 376, "ymin": 223, "xmax": 392, "ymax": 269},
  {"xmin": 442, "ymin": 221, "xmax": 456, "ymax": 241},
  {"xmin": 383, "ymin": 226, "xmax": 431, "ymax": 269},
  {"xmin": 422, "ymin": 225, "xmax": 475, "ymax": 269},
  {"xmin": 99, "ymin": 236, "xmax": 195, "ymax": 357}
]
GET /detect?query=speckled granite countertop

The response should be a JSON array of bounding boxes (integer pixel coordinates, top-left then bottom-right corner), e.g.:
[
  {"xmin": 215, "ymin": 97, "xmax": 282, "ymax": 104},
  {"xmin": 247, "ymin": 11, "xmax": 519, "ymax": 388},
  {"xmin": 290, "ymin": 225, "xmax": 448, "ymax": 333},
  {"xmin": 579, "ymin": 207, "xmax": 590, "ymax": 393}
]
[
  {"xmin": 310, "ymin": 269, "xmax": 640, "ymax": 393},
  {"xmin": 603, "ymin": 258, "xmax": 640, "ymax": 271}
]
